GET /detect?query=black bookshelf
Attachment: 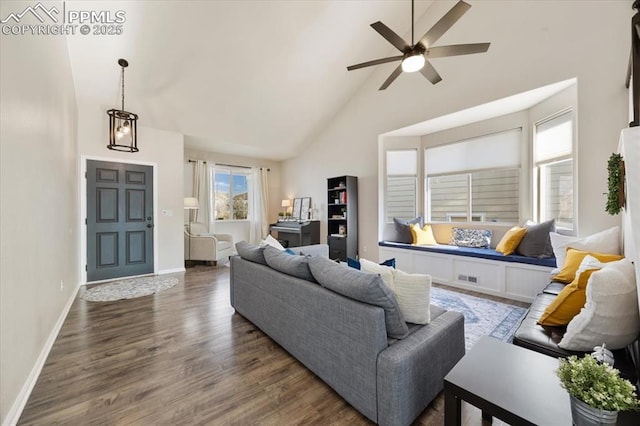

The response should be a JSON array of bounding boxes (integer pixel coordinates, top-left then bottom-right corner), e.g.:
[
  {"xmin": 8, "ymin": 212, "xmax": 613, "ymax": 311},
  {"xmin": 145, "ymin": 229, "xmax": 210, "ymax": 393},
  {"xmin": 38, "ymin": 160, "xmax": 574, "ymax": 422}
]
[{"xmin": 327, "ymin": 176, "xmax": 358, "ymax": 261}]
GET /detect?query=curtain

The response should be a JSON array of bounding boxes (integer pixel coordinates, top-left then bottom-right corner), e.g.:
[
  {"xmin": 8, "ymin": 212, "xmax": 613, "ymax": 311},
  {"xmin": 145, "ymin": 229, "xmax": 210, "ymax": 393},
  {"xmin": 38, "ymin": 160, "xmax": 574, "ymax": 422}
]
[
  {"xmin": 249, "ymin": 167, "xmax": 269, "ymax": 244},
  {"xmin": 192, "ymin": 160, "xmax": 211, "ymax": 231}
]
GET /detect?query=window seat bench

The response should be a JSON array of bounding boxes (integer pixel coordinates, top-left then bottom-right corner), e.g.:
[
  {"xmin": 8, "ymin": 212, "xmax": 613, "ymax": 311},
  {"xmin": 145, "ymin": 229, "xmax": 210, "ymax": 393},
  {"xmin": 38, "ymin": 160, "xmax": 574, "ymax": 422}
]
[{"xmin": 378, "ymin": 241, "xmax": 556, "ymax": 303}]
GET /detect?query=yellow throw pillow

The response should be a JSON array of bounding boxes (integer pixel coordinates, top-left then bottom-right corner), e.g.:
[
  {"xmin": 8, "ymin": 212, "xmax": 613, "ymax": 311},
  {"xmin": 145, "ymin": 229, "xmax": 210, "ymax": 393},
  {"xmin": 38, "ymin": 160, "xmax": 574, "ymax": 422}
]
[
  {"xmin": 538, "ymin": 268, "xmax": 599, "ymax": 326},
  {"xmin": 552, "ymin": 248, "xmax": 623, "ymax": 283},
  {"xmin": 496, "ymin": 226, "xmax": 527, "ymax": 255},
  {"xmin": 410, "ymin": 224, "xmax": 437, "ymax": 245}
]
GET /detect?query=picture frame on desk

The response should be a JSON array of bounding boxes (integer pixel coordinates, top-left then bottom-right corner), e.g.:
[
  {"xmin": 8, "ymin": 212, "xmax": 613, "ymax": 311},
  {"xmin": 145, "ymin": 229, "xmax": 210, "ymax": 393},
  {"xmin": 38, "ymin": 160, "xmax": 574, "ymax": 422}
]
[
  {"xmin": 292, "ymin": 198, "xmax": 302, "ymax": 220},
  {"xmin": 301, "ymin": 197, "xmax": 311, "ymax": 220}
]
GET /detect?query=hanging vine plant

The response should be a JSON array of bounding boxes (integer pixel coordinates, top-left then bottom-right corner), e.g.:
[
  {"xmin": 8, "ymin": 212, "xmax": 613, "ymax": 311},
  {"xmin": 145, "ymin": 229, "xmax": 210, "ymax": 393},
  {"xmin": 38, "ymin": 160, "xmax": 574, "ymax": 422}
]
[{"xmin": 605, "ymin": 153, "xmax": 626, "ymax": 215}]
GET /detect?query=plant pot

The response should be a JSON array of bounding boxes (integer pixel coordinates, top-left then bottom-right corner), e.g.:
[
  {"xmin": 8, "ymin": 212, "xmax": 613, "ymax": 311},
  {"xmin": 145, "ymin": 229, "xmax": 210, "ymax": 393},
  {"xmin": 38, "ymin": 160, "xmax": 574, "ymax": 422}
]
[{"xmin": 570, "ymin": 395, "xmax": 618, "ymax": 426}]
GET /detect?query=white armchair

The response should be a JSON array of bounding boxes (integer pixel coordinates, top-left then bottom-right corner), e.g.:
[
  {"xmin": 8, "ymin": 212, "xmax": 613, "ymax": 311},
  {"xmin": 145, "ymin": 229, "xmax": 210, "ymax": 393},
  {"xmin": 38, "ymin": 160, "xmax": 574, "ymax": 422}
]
[{"xmin": 184, "ymin": 222, "xmax": 234, "ymax": 265}]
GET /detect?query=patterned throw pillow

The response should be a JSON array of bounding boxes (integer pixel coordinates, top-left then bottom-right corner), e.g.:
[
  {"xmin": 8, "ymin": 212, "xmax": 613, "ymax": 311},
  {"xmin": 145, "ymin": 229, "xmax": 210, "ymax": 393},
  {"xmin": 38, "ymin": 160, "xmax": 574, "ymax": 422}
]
[{"xmin": 450, "ymin": 228, "xmax": 492, "ymax": 248}]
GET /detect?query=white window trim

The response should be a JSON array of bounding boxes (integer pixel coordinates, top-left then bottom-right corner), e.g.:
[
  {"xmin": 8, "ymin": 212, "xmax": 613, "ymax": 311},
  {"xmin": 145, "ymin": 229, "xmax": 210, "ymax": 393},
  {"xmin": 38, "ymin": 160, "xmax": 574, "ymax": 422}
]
[{"xmin": 533, "ymin": 108, "xmax": 576, "ymax": 232}]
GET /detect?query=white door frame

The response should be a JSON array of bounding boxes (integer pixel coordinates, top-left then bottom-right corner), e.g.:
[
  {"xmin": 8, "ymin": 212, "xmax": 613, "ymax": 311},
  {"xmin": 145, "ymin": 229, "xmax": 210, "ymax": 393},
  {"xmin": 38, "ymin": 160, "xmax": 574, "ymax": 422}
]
[{"xmin": 80, "ymin": 155, "xmax": 159, "ymax": 284}]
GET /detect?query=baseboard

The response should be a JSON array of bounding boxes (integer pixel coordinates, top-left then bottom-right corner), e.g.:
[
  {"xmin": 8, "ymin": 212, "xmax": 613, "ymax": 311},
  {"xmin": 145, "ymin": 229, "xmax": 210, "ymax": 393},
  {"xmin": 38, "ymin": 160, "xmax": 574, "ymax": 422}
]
[
  {"xmin": 158, "ymin": 267, "xmax": 185, "ymax": 274},
  {"xmin": 2, "ymin": 284, "xmax": 79, "ymax": 426}
]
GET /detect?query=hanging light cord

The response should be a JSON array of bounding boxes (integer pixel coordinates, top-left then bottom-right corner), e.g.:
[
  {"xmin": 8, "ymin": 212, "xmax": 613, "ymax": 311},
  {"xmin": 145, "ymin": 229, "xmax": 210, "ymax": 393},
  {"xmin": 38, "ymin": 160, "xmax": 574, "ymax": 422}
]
[
  {"xmin": 411, "ymin": 0, "xmax": 414, "ymax": 46},
  {"xmin": 120, "ymin": 64, "xmax": 125, "ymax": 112}
]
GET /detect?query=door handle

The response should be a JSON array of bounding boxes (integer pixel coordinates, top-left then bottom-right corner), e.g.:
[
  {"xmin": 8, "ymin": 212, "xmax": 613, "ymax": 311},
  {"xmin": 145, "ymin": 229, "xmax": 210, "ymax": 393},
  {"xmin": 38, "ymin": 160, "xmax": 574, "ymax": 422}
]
[{"xmin": 147, "ymin": 224, "xmax": 153, "ymax": 228}]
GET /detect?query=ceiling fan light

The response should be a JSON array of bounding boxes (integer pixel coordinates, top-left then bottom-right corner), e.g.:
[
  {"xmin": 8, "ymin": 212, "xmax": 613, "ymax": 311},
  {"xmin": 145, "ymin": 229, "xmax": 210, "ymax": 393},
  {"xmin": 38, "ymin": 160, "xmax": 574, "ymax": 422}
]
[{"xmin": 401, "ymin": 54, "xmax": 425, "ymax": 73}]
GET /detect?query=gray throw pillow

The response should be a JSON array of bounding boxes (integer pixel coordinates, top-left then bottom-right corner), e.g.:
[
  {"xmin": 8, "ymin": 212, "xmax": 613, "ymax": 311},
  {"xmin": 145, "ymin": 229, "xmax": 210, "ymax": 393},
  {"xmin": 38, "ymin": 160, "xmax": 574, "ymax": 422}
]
[
  {"xmin": 308, "ymin": 256, "xmax": 409, "ymax": 339},
  {"xmin": 235, "ymin": 241, "xmax": 267, "ymax": 265},
  {"xmin": 392, "ymin": 217, "xmax": 422, "ymax": 244},
  {"xmin": 263, "ymin": 246, "xmax": 316, "ymax": 282},
  {"xmin": 516, "ymin": 219, "xmax": 556, "ymax": 258}
]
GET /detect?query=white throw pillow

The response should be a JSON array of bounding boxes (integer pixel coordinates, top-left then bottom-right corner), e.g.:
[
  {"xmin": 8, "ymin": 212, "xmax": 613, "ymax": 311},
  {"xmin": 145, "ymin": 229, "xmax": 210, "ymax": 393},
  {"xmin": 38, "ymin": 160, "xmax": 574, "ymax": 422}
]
[
  {"xmin": 360, "ymin": 258, "xmax": 394, "ymax": 288},
  {"xmin": 260, "ymin": 234, "xmax": 285, "ymax": 251},
  {"xmin": 359, "ymin": 259, "xmax": 431, "ymax": 324},
  {"xmin": 549, "ymin": 226, "xmax": 620, "ymax": 269},
  {"xmin": 390, "ymin": 269, "xmax": 431, "ymax": 324},
  {"xmin": 559, "ymin": 259, "xmax": 639, "ymax": 351}
]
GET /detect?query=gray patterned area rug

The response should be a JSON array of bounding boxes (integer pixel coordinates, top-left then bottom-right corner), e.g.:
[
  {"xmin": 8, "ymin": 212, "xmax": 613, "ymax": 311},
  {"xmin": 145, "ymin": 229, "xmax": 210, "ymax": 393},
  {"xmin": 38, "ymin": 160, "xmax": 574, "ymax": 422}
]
[
  {"xmin": 80, "ymin": 276, "xmax": 178, "ymax": 302},
  {"xmin": 430, "ymin": 286, "xmax": 528, "ymax": 352}
]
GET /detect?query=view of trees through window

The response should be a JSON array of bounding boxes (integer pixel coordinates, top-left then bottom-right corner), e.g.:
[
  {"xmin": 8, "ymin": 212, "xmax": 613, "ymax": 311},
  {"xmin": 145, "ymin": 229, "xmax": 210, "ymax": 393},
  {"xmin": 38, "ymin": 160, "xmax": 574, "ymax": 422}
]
[{"xmin": 214, "ymin": 168, "xmax": 249, "ymax": 220}]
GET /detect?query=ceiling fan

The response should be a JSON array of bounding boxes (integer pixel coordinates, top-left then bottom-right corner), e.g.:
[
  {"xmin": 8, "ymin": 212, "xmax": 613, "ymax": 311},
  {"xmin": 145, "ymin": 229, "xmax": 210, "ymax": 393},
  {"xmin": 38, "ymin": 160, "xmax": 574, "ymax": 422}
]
[{"xmin": 347, "ymin": 0, "xmax": 490, "ymax": 90}]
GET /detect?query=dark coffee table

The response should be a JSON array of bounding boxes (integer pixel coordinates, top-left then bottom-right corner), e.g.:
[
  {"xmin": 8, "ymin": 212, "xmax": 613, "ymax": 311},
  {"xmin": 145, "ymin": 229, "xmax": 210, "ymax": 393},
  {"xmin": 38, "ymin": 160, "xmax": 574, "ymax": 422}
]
[{"xmin": 444, "ymin": 336, "xmax": 571, "ymax": 425}]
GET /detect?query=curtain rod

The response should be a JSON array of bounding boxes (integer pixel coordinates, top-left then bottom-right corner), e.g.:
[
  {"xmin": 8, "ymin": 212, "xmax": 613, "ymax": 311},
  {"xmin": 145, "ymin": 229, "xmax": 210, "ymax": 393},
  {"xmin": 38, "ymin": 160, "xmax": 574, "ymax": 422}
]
[{"xmin": 187, "ymin": 159, "xmax": 270, "ymax": 171}]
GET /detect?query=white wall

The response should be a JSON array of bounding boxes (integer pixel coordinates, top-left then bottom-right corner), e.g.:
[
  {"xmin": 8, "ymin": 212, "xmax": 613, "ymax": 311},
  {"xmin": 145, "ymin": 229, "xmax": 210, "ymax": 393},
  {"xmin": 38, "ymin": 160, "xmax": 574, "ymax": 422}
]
[
  {"xmin": 282, "ymin": 1, "xmax": 631, "ymax": 261},
  {"xmin": 77, "ymin": 103, "xmax": 185, "ymax": 276},
  {"xmin": 0, "ymin": 0, "xmax": 79, "ymax": 421}
]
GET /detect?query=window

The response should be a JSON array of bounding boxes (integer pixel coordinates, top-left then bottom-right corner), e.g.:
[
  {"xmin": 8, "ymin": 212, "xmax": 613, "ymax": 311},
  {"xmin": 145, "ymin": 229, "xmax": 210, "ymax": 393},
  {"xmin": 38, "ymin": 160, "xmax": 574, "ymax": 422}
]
[
  {"xmin": 425, "ymin": 129, "xmax": 522, "ymax": 223},
  {"xmin": 385, "ymin": 149, "xmax": 417, "ymax": 222},
  {"xmin": 428, "ymin": 168, "xmax": 520, "ymax": 223},
  {"xmin": 213, "ymin": 166, "xmax": 250, "ymax": 220},
  {"xmin": 534, "ymin": 111, "xmax": 574, "ymax": 230}
]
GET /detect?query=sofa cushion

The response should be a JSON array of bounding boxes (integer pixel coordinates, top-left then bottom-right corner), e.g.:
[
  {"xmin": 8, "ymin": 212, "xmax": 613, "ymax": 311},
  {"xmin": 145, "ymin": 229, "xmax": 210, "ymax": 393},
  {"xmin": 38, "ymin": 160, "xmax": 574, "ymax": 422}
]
[
  {"xmin": 235, "ymin": 241, "xmax": 267, "ymax": 265},
  {"xmin": 559, "ymin": 259, "xmax": 640, "ymax": 351},
  {"xmin": 359, "ymin": 259, "xmax": 431, "ymax": 325},
  {"xmin": 450, "ymin": 228, "xmax": 492, "ymax": 248},
  {"xmin": 549, "ymin": 226, "xmax": 620, "ymax": 269},
  {"xmin": 263, "ymin": 246, "xmax": 315, "ymax": 282},
  {"xmin": 308, "ymin": 256, "xmax": 409, "ymax": 339},
  {"xmin": 347, "ymin": 257, "xmax": 396, "ymax": 270},
  {"xmin": 390, "ymin": 269, "xmax": 431, "ymax": 324},
  {"xmin": 515, "ymin": 219, "xmax": 555, "ymax": 258},
  {"xmin": 260, "ymin": 234, "xmax": 286, "ymax": 251},
  {"xmin": 512, "ymin": 293, "xmax": 576, "ymax": 358},
  {"xmin": 392, "ymin": 217, "xmax": 422, "ymax": 244},
  {"xmin": 410, "ymin": 224, "xmax": 437, "ymax": 245},
  {"xmin": 359, "ymin": 258, "xmax": 394, "ymax": 287},
  {"xmin": 496, "ymin": 226, "xmax": 527, "ymax": 256},
  {"xmin": 552, "ymin": 248, "xmax": 623, "ymax": 283},
  {"xmin": 543, "ymin": 281, "xmax": 568, "ymax": 296},
  {"xmin": 537, "ymin": 268, "xmax": 599, "ymax": 327}
]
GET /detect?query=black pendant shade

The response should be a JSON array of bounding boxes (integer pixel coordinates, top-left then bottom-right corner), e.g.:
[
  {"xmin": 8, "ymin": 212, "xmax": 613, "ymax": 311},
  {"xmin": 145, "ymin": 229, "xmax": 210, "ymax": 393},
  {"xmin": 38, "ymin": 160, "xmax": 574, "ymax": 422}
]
[{"xmin": 107, "ymin": 59, "xmax": 139, "ymax": 152}]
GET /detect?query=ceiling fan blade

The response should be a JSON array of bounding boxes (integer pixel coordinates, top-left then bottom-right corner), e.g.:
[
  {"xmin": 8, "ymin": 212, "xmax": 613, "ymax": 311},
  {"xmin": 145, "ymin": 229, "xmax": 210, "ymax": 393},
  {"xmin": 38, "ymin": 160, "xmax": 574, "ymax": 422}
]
[
  {"xmin": 420, "ymin": 59, "xmax": 442, "ymax": 85},
  {"xmin": 419, "ymin": 0, "xmax": 471, "ymax": 48},
  {"xmin": 371, "ymin": 21, "xmax": 410, "ymax": 53},
  {"xmin": 379, "ymin": 65, "xmax": 403, "ymax": 90},
  {"xmin": 427, "ymin": 42, "xmax": 490, "ymax": 58},
  {"xmin": 347, "ymin": 55, "xmax": 404, "ymax": 71}
]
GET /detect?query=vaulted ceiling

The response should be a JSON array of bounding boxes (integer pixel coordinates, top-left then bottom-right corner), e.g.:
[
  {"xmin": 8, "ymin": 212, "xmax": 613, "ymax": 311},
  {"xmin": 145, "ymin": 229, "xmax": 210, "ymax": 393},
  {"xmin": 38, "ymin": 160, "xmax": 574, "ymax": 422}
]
[{"xmin": 66, "ymin": 0, "xmax": 452, "ymax": 160}]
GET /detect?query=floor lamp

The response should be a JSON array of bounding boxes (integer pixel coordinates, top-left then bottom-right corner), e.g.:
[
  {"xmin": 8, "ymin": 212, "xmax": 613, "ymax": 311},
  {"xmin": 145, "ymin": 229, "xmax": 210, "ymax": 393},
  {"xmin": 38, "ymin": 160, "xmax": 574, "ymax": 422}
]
[{"xmin": 184, "ymin": 197, "xmax": 199, "ymax": 264}]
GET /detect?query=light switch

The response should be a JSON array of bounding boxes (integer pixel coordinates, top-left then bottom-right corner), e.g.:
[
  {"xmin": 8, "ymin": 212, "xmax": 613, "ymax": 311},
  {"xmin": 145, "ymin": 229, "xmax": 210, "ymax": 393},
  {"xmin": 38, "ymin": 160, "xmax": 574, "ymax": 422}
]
[{"xmin": 161, "ymin": 209, "xmax": 173, "ymax": 217}]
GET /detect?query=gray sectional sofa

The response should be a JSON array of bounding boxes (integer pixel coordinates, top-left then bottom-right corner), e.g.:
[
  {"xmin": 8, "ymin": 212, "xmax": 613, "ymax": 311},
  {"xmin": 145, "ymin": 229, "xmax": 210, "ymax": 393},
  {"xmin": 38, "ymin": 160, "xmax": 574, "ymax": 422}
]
[{"xmin": 229, "ymin": 243, "xmax": 465, "ymax": 426}]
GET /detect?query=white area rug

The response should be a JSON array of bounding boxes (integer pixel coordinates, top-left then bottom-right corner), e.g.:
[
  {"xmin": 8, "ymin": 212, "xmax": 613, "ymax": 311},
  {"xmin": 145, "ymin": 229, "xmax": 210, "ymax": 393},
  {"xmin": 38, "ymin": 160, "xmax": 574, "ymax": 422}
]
[{"xmin": 80, "ymin": 276, "xmax": 178, "ymax": 302}]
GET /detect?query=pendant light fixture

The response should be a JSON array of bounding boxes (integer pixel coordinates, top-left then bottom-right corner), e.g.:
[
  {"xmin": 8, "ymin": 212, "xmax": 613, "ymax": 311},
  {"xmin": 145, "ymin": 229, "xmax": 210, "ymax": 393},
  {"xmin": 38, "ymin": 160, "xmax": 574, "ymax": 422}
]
[{"xmin": 107, "ymin": 58, "xmax": 139, "ymax": 152}]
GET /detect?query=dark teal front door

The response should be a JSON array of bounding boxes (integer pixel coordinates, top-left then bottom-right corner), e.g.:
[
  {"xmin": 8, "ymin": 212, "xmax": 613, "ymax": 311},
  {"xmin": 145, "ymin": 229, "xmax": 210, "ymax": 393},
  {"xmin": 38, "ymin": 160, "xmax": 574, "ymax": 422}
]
[{"xmin": 86, "ymin": 160, "xmax": 154, "ymax": 282}]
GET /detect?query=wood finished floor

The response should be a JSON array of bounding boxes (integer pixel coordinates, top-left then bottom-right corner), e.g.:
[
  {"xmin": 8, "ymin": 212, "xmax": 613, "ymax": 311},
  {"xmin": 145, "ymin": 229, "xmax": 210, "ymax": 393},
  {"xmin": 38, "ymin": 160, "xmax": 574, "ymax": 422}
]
[{"xmin": 18, "ymin": 265, "xmax": 527, "ymax": 425}]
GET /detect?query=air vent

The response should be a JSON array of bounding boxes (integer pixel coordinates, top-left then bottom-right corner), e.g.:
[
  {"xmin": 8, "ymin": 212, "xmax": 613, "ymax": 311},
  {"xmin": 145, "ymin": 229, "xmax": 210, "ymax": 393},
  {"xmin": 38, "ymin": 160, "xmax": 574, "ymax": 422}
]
[
  {"xmin": 468, "ymin": 276, "xmax": 478, "ymax": 284},
  {"xmin": 458, "ymin": 274, "xmax": 468, "ymax": 281}
]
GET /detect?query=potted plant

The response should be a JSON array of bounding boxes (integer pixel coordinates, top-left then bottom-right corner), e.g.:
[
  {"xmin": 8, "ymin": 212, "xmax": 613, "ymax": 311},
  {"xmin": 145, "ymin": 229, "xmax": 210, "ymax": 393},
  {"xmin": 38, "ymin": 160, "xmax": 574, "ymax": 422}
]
[{"xmin": 556, "ymin": 355, "xmax": 639, "ymax": 425}]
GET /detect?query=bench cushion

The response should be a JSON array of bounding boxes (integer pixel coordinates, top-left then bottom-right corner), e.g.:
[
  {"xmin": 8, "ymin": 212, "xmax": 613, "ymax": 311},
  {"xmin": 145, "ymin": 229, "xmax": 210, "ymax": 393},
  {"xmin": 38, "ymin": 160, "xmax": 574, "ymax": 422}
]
[{"xmin": 379, "ymin": 241, "xmax": 557, "ymax": 268}]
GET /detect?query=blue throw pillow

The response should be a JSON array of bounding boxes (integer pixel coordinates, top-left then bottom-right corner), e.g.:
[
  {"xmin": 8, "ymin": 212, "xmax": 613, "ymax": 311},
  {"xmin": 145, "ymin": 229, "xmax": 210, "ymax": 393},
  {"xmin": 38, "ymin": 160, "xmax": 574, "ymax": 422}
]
[{"xmin": 347, "ymin": 257, "xmax": 396, "ymax": 270}]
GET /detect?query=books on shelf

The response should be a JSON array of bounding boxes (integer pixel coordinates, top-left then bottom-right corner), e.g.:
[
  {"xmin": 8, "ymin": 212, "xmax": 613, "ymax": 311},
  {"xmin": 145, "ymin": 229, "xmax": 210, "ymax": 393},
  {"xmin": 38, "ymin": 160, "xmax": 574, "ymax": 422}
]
[{"xmin": 330, "ymin": 233, "xmax": 347, "ymax": 238}]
